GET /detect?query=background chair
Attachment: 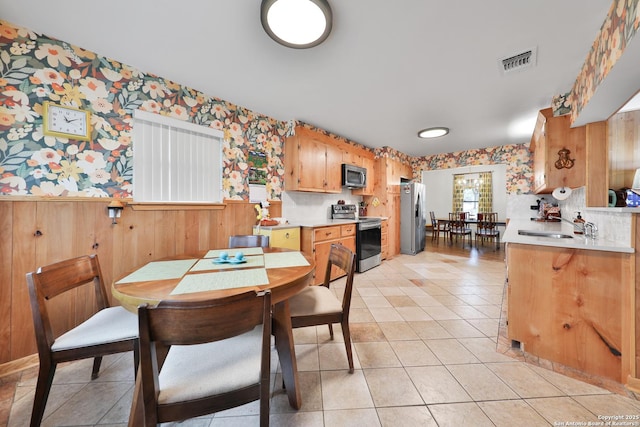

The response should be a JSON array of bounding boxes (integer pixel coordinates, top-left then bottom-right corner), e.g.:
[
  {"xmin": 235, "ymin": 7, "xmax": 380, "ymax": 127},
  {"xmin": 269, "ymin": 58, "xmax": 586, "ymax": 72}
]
[
  {"xmin": 429, "ymin": 211, "xmax": 450, "ymax": 242},
  {"xmin": 475, "ymin": 212, "xmax": 501, "ymax": 248},
  {"xmin": 137, "ymin": 289, "xmax": 272, "ymax": 426},
  {"xmin": 449, "ymin": 212, "xmax": 472, "ymax": 247},
  {"xmin": 229, "ymin": 234, "xmax": 270, "ymax": 248},
  {"xmin": 288, "ymin": 244, "xmax": 357, "ymax": 373},
  {"xmin": 25, "ymin": 254, "xmax": 139, "ymax": 427}
]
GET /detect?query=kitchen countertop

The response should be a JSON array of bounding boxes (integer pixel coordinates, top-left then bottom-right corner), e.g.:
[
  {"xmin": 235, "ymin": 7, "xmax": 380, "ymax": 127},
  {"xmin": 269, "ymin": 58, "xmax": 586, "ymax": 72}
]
[
  {"xmin": 503, "ymin": 219, "xmax": 634, "ymax": 253},
  {"xmin": 295, "ymin": 219, "xmax": 359, "ymax": 228}
]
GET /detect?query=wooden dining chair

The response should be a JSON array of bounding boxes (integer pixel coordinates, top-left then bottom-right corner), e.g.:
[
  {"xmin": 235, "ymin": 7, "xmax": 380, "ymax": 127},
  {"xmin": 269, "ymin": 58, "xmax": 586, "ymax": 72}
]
[
  {"xmin": 449, "ymin": 212, "xmax": 472, "ymax": 247},
  {"xmin": 137, "ymin": 289, "xmax": 272, "ymax": 426},
  {"xmin": 475, "ymin": 212, "xmax": 501, "ymax": 248},
  {"xmin": 229, "ymin": 234, "xmax": 270, "ymax": 248},
  {"xmin": 25, "ymin": 254, "xmax": 139, "ymax": 427},
  {"xmin": 429, "ymin": 211, "xmax": 450, "ymax": 242},
  {"xmin": 288, "ymin": 244, "xmax": 357, "ymax": 373}
]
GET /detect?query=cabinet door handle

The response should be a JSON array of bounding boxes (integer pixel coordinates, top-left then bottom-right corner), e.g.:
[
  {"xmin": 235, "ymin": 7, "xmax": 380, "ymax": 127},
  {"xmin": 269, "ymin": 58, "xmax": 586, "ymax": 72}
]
[{"xmin": 285, "ymin": 233, "xmax": 290, "ymax": 239}]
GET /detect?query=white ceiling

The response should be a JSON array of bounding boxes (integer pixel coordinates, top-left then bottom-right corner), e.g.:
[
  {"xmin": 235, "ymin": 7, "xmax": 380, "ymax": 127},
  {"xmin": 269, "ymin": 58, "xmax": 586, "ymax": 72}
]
[{"xmin": 0, "ymin": 1, "xmax": 615, "ymax": 157}]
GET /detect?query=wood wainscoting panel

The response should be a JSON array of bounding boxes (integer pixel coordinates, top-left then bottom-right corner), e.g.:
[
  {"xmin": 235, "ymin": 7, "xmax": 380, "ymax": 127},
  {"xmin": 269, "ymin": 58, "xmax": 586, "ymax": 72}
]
[
  {"xmin": 0, "ymin": 201, "xmax": 12, "ymax": 363},
  {"xmin": 0, "ymin": 198, "xmax": 277, "ymax": 364}
]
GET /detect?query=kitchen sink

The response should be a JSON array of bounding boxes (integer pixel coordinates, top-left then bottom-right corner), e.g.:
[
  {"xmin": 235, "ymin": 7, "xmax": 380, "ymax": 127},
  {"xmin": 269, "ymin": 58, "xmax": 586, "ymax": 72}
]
[{"xmin": 518, "ymin": 230, "xmax": 573, "ymax": 239}]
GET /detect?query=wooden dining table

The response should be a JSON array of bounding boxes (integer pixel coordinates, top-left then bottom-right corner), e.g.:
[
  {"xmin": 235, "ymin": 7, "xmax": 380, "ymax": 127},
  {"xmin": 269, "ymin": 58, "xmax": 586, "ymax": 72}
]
[
  {"xmin": 435, "ymin": 217, "xmax": 507, "ymax": 245},
  {"xmin": 111, "ymin": 247, "xmax": 315, "ymax": 425}
]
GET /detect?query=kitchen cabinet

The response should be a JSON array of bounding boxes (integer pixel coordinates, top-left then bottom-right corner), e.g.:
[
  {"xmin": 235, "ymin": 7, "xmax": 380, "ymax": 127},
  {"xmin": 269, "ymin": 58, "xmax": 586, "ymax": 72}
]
[
  {"xmin": 252, "ymin": 225, "xmax": 300, "ymax": 250},
  {"xmin": 352, "ymin": 155, "xmax": 375, "ymax": 196},
  {"xmin": 363, "ymin": 156, "xmax": 412, "ymax": 258},
  {"xmin": 301, "ymin": 223, "xmax": 356, "ymax": 285},
  {"xmin": 531, "ymin": 108, "xmax": 586, "ymax": 194},
  {"xmin": 380, "ymin": 219, "xmax": 389, "ymax": 260},
  {"xmin": 506, "ymin": 243, "xmax": 630, "ymax": 382},
  {"xmin": 284, "ymin": 127, "xmax": 342, "ymax": 193}
]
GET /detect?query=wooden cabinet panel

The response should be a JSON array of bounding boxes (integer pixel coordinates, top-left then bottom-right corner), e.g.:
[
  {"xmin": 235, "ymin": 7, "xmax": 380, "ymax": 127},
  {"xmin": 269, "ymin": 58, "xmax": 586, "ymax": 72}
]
[
  {"xmin": 381, "ymin": 219, "xmax": 389, "ymax": 260},
  {"xmin": 301, "ymin": 224, "xmax": 357, "ymax": 285},
  {"xmin": 253, "ymin": 226, "xmax": 301, "ymax": 250},
  {"xmin": 507, "ymin": 243, "xmax": 627, "ymax": 382},
  {"xmin": 314, "ymin": 226, "xmax": 341, "ymax": 241},
  {"xmin": 298, "ymin": 136, "xmax": 328, "ymax": 190},
  {"xmin": 531, "ymin": 108, "xmax": 587, "ymax": 193},
  {"xmin": 284, "ymin": 128, "xmax": 341, "ymax": 193}
]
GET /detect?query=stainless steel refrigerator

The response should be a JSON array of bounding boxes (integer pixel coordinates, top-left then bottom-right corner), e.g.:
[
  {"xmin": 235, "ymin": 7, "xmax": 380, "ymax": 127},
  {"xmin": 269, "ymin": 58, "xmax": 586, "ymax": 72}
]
[{"xmin": 400, "ymin": 182, "xmax": 427, "ymax": 255}]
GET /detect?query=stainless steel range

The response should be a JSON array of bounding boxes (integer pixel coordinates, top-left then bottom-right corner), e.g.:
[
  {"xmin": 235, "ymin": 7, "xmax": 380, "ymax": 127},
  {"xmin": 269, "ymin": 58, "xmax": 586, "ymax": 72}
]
[{"xmin": 331, "ymin": 204, "xmax": 382, "ymax": 273}]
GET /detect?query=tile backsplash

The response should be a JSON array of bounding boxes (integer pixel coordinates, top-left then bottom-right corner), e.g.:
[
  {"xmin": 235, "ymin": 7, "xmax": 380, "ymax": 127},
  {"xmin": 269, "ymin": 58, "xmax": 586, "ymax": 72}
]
[{"xmin": 282, "ymin": 190, "xmax": 362, "ymax": 224}]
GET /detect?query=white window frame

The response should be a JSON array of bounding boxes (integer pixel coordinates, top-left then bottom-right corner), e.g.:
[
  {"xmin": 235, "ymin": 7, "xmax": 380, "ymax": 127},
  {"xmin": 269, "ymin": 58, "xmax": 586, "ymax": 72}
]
[{"xmin": 133, "ymin": 110, "xmax": 223, "ymax": 203}]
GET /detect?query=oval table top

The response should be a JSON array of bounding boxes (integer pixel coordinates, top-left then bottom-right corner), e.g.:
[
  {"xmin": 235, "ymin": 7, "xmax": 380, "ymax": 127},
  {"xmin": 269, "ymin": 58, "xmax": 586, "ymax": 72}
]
[{"xmin": 112, "ymin": 247, "xmax": 315, "ymax": 312}]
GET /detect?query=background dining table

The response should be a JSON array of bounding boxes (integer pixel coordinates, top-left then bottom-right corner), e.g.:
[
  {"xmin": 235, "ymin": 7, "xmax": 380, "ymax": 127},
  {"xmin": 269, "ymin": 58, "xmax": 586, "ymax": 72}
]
[{"xmin": 111, "ymin": 247, "xmax": 315, "ymax": 425}]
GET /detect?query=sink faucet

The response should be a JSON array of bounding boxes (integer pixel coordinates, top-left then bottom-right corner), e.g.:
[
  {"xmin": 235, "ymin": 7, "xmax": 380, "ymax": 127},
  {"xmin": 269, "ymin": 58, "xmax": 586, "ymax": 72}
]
[{"xmin": 548, "ymin": 216, "xmax": 598, "ymax": 239}]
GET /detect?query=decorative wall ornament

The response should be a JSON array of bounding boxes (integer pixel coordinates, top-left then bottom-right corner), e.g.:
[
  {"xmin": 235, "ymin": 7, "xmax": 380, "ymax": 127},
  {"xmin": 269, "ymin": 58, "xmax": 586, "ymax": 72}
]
[{"xmin": 554, "ymin": 147, "xmax": 575, "ymax": 169}]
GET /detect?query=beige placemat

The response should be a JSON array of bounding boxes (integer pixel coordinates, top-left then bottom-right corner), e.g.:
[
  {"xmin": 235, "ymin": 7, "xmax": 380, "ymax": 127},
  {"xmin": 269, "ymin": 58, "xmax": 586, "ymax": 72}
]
[
  {"xmin": 115, "ymin": 259, "xmax": 198, "ymax": 284},
  {"xmin": 204, "ymin": 247, "xmax": 264, "ymax": 258},
  {"xmin": 264, "ymin": 251, "xmax": 310, "ymax": 269},
  {"xmin": 170, "ymin": 269, "xmax": 269, "ymax": 295},
  {"xmin": 190, "ymin": 256, "xmax": 265, "ymax": 272}
]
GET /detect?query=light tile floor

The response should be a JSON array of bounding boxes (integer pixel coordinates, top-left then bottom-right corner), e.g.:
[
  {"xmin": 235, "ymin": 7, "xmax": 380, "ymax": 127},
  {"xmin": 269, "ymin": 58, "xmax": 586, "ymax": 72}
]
[{"xmin": 4, "ymin": 243, "xmax": 640, "ymax": 426}]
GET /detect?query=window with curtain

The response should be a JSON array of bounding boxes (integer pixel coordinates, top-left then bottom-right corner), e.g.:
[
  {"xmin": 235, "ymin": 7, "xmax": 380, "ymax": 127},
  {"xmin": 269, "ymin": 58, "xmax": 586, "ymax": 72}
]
[
  {"xmin": 452, "ymin": 172, "xmax": 493, "ymax": 217},
  {"xmin": 133, "ymin": 110, "xmax": 224, "ymax": 203}
]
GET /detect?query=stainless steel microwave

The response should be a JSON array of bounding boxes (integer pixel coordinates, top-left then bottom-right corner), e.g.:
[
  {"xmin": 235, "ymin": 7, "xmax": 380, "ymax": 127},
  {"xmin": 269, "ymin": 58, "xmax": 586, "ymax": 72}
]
[{"xmin": 341, "ymin": 164, "xmax": 367, "ymax": 188}]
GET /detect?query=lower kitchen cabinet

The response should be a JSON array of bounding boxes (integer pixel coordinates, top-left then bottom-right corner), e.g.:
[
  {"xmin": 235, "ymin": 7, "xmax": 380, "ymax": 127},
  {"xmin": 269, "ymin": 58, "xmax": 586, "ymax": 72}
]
[
  {"xmin": 506, "ymin": 243, "xmax": 631, "ymax": 383},
  {"xmin": 381, "ymin": 219, "xmax": 389, "ymax": 260},
  {"xmin": 253, "ymin": 225, "xmax": 300, "ymax": 250},
  {"xmin": 301, "ymin": 223, "xmax": 356, "ymax": 285}
]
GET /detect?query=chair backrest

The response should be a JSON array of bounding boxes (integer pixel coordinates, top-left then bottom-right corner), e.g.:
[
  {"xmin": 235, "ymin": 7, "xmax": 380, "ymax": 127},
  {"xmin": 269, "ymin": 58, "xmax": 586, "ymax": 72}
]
[
  {"xmin": 26, "ymin": 254, "xmax": 109, "ymax": 355},
  {"xmin": 323, "ymin": 244, "xmax": 356, "ymax": 315},
  {"xmin": 449, "ymin": 212, "xmax": 467, "ymax": 233},
  {"xmin": 228, "ymin": 234, "xmax": 270, "ymax": 248},
  {"xmin": 477, "ymin": 212, "xmax": 498, "ymax": 231},
  {"xmin": 137, "ymin": 289, "xmax": 272, "ymax": 423},
  {"xmin": 429, "ymin": 211, "xmax": 437, "ymax": 228}
]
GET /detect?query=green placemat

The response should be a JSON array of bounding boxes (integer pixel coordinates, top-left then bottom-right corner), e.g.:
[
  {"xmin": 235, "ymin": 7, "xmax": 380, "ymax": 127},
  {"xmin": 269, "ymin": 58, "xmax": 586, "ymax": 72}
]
[
  {"xmin": 204, "ymin": 247, "xmax": 264, "ymax": 258},
  {"xmin": 264, "ymin": 251, "xmax": 310, "ymax": 269},
  {"xmin": 190, "ymin": 256, "xmax": 265, "ymax": 272},
  {"xmin": 115, "ymin": 259, "xmax": 198, "ymax": 284},
  {"xmin": 170, "ymin": 268, "xmax": 269, "ymax": 295}
]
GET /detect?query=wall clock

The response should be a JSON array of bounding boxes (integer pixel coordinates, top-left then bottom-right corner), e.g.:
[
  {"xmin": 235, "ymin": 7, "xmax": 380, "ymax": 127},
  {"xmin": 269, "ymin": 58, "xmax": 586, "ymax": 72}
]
[{"xmin": 43, "ymin": 102, "xmax": 91, "ymax": 141}]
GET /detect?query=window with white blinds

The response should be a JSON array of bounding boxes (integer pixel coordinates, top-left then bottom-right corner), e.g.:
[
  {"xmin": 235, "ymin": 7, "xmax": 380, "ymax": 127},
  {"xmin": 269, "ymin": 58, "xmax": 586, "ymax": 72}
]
[{"xmin": 133, "ymin": 110, "xmax": 223, "ymax": 203}]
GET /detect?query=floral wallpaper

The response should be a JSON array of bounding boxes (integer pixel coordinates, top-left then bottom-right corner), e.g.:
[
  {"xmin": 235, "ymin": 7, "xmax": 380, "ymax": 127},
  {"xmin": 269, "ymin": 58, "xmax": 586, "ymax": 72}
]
[
  {"xmin": 569, "ymin": 0, "xmax": 640, "ymax": 123},
  {"xmin": 413, "ymin": 143, "xmax": 533, "ymax": 195},
  {"xmin": 0, "ymin": 20, "xmax": 289, "ymax": 200},
  {"xmin": 6, "ymin": 7, "xmax": 621, "ymax": 202}
]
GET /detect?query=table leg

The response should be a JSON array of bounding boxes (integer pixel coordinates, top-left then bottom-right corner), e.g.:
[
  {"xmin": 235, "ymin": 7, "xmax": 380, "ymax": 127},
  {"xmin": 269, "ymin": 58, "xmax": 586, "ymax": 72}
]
[{"xmin": 272, "ymin": 299, "xmax": 301, "ymax": 409}]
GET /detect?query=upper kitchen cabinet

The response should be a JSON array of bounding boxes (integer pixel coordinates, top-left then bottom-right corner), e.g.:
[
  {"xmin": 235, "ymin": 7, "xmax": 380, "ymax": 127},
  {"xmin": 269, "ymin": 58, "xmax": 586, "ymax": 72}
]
[
  {"xmin": 531, "ymin": 108, "xmax": 586, "ymax": 194},
  {"xmin": 344, "ymin": 151, "xmax": 375, "ymax": 196},
  {"xmin": 284, "ymin": 127, "xmax": 342, "ymax": 193}
]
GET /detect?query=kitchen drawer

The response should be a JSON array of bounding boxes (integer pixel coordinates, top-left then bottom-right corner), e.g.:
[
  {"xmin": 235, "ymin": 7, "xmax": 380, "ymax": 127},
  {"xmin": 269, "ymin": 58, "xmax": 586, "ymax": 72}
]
[
  {"xmin": 253, "ymin": 226, "xmax": 301, "ymax": 250},
  {"xmin": 341, "ymin": 223, "xmax": 356, "ymax": 237},
  {"xmin": 314, "ymin": 226, "xmax": 341, "ymax": 242}
]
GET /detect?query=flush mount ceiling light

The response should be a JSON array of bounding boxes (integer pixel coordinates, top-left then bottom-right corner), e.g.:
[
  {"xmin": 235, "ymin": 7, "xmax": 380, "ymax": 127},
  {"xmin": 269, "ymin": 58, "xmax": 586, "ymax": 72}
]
[
  {"xmin": 418, "ymin": 127, "xmax": 450, "ymax": 139},
  {"xmin": 261, "ymin": 0, "xmax": 333, "ymax": 49}
]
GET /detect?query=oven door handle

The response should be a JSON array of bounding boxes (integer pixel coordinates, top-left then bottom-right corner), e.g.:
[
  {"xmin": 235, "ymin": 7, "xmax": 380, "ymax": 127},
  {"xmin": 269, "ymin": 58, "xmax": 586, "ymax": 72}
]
[{"xmin": 359, "ymin": 222, "xmax": 381, "ymax": 231}]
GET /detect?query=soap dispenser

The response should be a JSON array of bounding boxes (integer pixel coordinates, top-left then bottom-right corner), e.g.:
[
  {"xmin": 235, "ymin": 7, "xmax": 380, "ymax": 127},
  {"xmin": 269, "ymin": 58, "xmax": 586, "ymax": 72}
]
[{"xmin": 573, "ymin": 212, "xmax": 585, "ymax": 234}]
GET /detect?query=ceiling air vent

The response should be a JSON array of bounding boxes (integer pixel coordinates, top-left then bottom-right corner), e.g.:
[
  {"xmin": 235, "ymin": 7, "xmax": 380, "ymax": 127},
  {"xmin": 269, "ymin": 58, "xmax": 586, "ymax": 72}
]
[{"xmin": 498, "ymin": 47, "xmax": 537, "ymax": 74}]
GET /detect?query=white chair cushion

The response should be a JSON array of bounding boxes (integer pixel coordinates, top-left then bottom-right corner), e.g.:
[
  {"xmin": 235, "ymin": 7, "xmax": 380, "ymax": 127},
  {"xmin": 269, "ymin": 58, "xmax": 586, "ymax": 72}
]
[
  {"xmin": 158, "ymin": 325, "xmax": 264, "ymax": 404},
  {"xmin": 51, "ymin": 306, "xmax": 138, "ymax": 351},
  {"xmin": 288, "ymin": 286, "xmax": 342, "ymax": 317}
]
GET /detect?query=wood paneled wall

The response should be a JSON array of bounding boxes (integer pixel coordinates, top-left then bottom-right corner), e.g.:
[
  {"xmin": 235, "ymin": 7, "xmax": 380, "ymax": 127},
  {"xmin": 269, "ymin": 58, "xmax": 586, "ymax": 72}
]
[
  {"xmin": 609, "ymin": 110, "xmax": 640, "ymax": 190},
  {"xmin": 0, "ymin": 198, "xmax": 280, "ymax": 364}
]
